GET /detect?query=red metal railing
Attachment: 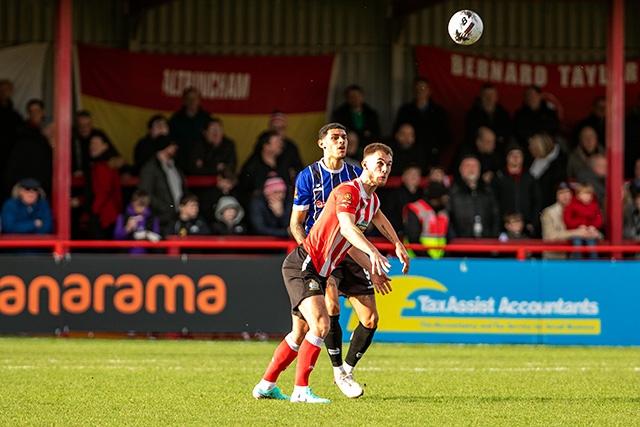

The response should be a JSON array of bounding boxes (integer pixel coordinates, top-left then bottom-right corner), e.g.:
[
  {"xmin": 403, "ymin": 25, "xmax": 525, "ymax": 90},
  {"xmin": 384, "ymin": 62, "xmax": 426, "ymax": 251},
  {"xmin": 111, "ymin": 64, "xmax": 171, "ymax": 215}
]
[{"xmin": 1, "ymin": 235, "xmax": 639, "ymax": 261}]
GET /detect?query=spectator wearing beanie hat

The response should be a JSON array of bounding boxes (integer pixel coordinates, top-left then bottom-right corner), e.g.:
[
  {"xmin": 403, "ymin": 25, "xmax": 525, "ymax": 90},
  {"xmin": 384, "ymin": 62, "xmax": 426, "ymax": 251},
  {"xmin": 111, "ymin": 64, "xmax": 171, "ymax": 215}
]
[{"xmin": 249, "ymin": 174, "xmax": 292, "ymax": 238}]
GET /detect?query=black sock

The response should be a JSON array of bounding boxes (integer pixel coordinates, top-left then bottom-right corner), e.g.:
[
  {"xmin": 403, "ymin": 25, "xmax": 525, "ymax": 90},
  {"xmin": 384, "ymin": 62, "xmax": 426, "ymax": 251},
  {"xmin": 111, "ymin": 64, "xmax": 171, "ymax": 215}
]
[
  {"xmin": 324, "ymin": 315, "xmax": 343, "ymax": 367},
  {"xmin": 345, "ymin": 322, "xmax": 377, "ymax": 367}
]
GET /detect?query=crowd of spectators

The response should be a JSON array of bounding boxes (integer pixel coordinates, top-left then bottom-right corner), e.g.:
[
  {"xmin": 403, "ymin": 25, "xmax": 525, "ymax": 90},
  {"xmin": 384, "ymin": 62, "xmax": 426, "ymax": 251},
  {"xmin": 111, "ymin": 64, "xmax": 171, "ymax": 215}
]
[{"xmin": 2, "ymin": 77, "xmax": 640, "ymax": 258}]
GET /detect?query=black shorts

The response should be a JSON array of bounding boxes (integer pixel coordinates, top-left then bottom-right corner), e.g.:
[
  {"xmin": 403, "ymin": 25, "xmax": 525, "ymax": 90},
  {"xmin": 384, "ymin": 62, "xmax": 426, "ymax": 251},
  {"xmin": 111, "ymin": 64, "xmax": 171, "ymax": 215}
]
[
  {"xmin": 330, "ymin": 254, "xmax": 374, "ymax": 296},
  {"xmin": 282, "ymin": 245, "xmax": 327, "ymax": 319}
]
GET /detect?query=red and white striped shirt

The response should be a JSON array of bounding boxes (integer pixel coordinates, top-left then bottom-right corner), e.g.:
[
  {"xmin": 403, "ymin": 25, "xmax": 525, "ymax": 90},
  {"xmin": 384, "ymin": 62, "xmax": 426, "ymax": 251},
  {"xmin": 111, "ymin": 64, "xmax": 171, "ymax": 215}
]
[{"xmin": 302, "ymin": 178, "xmax": 380, "ymax": 277}]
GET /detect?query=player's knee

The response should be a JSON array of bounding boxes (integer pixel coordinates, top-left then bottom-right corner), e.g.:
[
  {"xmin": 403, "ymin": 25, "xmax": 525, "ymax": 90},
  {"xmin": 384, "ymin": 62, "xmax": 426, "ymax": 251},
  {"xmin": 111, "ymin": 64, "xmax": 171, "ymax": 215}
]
[
  {"xmin": 325, "ymin": 300, "xmax": 340, "ymax": 316},
  {"xmin": 361, "ymin": 312, "xmax": 379, "ymax": 329},
  {"xmin": 289, "ymin": 329, "xmax": 306, "ymax": 345},
  {"xmin": 312, "ymin": 316, "xmax": 331, "ymax": 338}
]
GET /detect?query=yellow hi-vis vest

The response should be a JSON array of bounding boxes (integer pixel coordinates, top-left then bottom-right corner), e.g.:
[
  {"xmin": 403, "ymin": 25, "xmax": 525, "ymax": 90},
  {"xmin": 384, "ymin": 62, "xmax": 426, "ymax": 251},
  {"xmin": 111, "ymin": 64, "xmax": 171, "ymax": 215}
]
[{"xmin": 403, "ymin": 199, "xmax": 449, "ymax": 259}]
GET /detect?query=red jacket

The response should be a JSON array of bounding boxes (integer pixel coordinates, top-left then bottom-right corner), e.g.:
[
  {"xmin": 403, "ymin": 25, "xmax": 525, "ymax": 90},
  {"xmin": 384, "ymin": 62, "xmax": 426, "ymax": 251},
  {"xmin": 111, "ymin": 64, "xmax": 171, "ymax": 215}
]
[
  {"xmin": 91, "ymin": 160, "xmax": 122, "ymax": 228},
  {"xmin": 563, "ymin": 197, "xmax": 603, "ymax": 230}
]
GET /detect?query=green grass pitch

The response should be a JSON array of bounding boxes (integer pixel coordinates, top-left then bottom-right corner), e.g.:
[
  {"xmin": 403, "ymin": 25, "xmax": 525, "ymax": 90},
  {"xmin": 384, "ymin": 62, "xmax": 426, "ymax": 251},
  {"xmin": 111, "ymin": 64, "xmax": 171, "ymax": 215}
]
[{"xmin": 0, "ymin": 338, "xmax": 639, "ymax": 426}]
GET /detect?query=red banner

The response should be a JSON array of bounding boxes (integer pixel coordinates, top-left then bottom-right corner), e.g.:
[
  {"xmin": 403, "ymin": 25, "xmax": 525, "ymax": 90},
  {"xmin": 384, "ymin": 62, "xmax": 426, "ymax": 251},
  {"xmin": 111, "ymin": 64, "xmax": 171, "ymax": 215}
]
[
  {"xmin": 76, "ymin": 45, "xmax": 336, "ymax": 165},
  {"xmin": 78, "ymin": 44, "xmax": 334, "ymax": 114},
  {"xmin": 415, "ymin": 46, "xmax": 640, "ymax": 144}
]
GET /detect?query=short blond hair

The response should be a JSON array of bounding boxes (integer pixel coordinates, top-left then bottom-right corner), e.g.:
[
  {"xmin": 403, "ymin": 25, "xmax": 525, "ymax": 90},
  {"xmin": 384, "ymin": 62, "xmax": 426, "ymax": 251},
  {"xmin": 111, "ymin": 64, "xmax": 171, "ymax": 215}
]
[{"xmin": 574, "ymin": 182, "xmax": 594, "ymax": 195}]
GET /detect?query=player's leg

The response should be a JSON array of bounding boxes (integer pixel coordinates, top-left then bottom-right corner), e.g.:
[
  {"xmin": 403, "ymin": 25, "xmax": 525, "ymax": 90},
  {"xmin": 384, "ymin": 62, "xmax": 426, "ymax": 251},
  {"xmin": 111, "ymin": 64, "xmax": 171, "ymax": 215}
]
[
  {"xmin": 331, "ymin": 257, "xmax": 370, "ymax": 398},
  {"xmin": 290, "ymin": 294, "xmax": 331, "ymax": 403},
  {"xmin": 323, "ymin": 275, "xmax": 345, "ymax": 379},
  {"xmin": 254, "ymin": 246, "xmax": 311, "ymax": 401},
  {"xmin": 344, "ymin": 293, "xmax": 378, "ymax": 373},
  {"xmin": 253, "ymin": 314, "xmax": 306, "ymax": 400}
]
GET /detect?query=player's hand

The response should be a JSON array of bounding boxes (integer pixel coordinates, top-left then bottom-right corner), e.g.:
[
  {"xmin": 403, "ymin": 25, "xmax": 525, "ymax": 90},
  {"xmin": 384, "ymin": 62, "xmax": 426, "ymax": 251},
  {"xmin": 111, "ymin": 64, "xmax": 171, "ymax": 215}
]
[
  {"xmin": 368, "ymin": 250, "xmax": 391, "ymax": 276},
  {"xmin": 371, "ymin": 271, "xmax": 393, "ymax": 295},
  {"xmin": 395, "ymin": 242, "xmax": 410, "ymax": 274}
]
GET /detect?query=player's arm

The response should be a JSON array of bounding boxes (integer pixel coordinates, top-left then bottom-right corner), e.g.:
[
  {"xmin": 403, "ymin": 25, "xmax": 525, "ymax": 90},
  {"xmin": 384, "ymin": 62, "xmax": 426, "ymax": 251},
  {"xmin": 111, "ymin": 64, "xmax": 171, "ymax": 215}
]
[
  {"xmin": 290, "ymin": 170, "xmax": 311, "ymax": 244},
  {"xmin": 289, "ymin": 209, "xmax": 308, "ymax": 244},
  {"xmin": 337, "ymin": 211, "xmax": 390, "ymax": 277},
  {"xmin": 372, "ymin": 209, "xmax": 410, "ymax": 274},
  {"xmin": 347, "ymin": 246, "xmax": 393, "ymax": 295}
]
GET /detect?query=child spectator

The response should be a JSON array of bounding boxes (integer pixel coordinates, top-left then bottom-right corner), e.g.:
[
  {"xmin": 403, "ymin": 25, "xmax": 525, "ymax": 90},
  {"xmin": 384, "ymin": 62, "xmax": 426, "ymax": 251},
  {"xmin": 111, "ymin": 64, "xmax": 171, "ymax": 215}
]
[
  {"xmin": 211, "ymin": 196, "xmax": 247, "ymax": 236},
  {"xmin": 428, "ymin": 165, "xmax": 450, "ymax": 187},
  {"xmin": 498, "ymin": 212, "xmax": 528, "ymax": 241},
  {"xmin": 1, "ymin": 178, "xmax": 53, "ymax": 234},
  {"xmin": 198, "ymin": 169, "xmax": 240, "ymax": 224},
  {"xmin": 113, "ymin": 189, "xmax": 161, "ymax": 254},
  {"xmin": 249, "ymin": 176, "xmax": 292, "ymax": 237},
  {"xmin": 166, "ymin": 194, "xmax": 211, "ymax": 236},
  {"xmin": 562, "ymin": 183, "xmax": 603, "ymax": 258}
]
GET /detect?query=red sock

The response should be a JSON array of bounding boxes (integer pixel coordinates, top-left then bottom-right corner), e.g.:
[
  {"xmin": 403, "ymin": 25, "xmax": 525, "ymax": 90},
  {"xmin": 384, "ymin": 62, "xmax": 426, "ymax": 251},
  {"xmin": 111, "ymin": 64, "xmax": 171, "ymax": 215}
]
[
  {"xmin": 263, "ymin": 338, "xmax": 298, "ymax": 382},
  {"xmin": 295, "ymin": 334, "xmax": 323, "ymax": 387}
]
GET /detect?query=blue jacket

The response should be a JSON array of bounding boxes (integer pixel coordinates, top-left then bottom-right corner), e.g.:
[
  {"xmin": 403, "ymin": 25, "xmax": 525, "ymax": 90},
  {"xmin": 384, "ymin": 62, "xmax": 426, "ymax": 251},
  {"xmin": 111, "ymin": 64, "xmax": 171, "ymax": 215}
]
[
  {"xmin": 249, "ymin": 193, "xmax": 292, "ymax": 238},
  {"xmin": 1, "ymin": 196, "xmax": 54, "ymax": 234}
]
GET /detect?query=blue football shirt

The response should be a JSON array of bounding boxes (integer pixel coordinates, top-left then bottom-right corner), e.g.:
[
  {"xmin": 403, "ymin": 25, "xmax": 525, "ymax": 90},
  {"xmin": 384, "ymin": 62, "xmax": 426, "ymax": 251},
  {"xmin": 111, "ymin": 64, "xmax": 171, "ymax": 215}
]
[{"xmin": 293, "ymin": 159, "xmax": 361, "ymax": 233}]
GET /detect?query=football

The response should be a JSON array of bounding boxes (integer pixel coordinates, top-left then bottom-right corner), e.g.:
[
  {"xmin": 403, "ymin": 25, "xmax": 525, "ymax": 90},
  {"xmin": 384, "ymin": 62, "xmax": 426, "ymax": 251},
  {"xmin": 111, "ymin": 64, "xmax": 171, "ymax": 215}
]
[{"xmin": 448, "ymin": 10, "xmax": 483, "ymax": 45}]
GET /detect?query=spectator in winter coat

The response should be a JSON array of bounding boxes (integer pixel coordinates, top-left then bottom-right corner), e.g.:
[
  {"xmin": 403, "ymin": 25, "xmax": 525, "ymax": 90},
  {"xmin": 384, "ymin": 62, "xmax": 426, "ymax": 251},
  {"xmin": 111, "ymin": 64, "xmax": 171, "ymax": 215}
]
[
  {"xmin": 138, "ymin": 135, "xmax": 188, "ymax": 229},
  {"xmin": 528, "ymin": 132, "xmax": 568, "ymax": 210},
  {"xmin": 331, "ymin": 84, "xmax": 381, "ymax": 151},
  {"xmin": 464, "ymin": 83, "xmax": 512, "ymax": 148},
  {"xmin": 447, "ymin": 155, "xmax": 501, "ymax": 239},
  {"xmin": 3, "ymin": 99, "xmax": 53, "ymax": 201},
  {"xmin": 133, "ymin": 114, "xmax": 170, "ymax": 175},
  {"xmin": 168, "ymin": 86, "xmax": 213, "ymax": 170},
  {"xmin": 166, "ymin": 194, "xmax": 211, "ymax": 237},
  {"xmin": 188, "ymin": 117, "xmax": 237, "ymax": 176},
  {"xmin": 1, "ymin": 178, "xmax": 53, "ymax": 234},
  {"xmin": 567, "ymin": 125, "xmax": 605, "ymax": 179},
  {"xmin": 238, "ymin": 131, "xmax": 289, "ymax": 207},
  {"xmin": 492, "ymin": 143, "xmax": 541, "ymax": 237},
  {"xmin": 211, "ymin": 196, "xmax": 247, "ymax": 236},
  {"xmin": 540, "ymin": 182, "xmax": 600, "ymax": 259},
  {"xmin": 249, "ymin": 176, "xmax": 292, "ymax": 237},
  {"xmin": 86, "ymin": 134, "xmax": 123, "ymax": 239},
  {"xmin": 393, "ymin": 77, "xmax": 450, "ymax": 169},
  {"xmin": 262, "ymin": 111, "xmax": 304, "ymax": 182},
  {"xmin": 72, "ymin": 110, "xmax": 125, "ymax": 175},
  {"xmin": 513, "ymin": 85, "xmax": 560, "ymax": 149}
]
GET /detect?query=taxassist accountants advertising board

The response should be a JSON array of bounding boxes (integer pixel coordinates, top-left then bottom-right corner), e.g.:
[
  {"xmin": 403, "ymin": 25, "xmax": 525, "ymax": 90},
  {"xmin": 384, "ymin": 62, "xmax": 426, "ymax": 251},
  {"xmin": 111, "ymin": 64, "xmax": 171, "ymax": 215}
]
[{"xmin": 341, "ymin": 259, "xmax": 636, "ymax": 346}]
